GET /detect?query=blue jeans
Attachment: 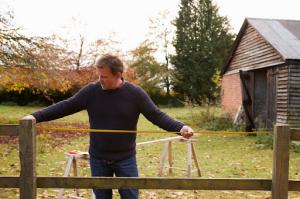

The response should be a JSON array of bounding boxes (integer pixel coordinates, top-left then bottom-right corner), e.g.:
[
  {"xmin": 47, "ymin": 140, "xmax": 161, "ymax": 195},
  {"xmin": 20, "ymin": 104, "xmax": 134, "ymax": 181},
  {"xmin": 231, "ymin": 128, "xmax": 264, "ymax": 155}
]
[{"xmin": 90, "ymin": 156, "xmax": 139, "ymax": 199}]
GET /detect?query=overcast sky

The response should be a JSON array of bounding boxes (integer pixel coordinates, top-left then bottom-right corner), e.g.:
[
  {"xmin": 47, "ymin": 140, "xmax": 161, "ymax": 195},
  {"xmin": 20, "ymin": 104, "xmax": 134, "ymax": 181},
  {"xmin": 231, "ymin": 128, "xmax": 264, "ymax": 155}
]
[{"xmin": 1, "ymin": 0, "xmax": 300, "ymax": 52}]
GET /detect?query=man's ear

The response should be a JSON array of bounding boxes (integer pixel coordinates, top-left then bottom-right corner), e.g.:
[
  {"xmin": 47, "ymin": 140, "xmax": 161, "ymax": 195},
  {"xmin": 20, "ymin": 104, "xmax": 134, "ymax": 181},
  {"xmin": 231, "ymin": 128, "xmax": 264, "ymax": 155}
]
[{"xmin": 117, "ymin": 72, "xmax": 122, "ymax": 78}]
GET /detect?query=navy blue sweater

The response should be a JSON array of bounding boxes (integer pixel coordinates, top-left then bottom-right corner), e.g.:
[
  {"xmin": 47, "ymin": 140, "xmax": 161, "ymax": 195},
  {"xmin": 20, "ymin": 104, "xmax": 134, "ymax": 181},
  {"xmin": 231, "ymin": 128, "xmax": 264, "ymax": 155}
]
[{"xmin": 32, "ymin": 81, "xmax": 184, "ymax": 161}]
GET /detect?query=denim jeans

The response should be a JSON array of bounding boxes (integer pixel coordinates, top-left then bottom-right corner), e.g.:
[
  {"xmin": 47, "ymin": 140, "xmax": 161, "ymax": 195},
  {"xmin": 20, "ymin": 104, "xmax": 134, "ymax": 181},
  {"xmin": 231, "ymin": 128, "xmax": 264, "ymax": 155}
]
[{"xmin": 90, "ymin": 155, "xmax": 139, "ymax": 199}]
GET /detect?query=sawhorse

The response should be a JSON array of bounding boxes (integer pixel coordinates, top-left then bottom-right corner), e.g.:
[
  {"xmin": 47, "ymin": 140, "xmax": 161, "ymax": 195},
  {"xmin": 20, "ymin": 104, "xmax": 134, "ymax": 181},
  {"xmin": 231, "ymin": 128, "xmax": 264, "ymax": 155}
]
[
  {"xmin": 157, "ymin": 137, "xmax": 201, "ymax": 177},
  {"xmin": 56, "ymin": 151, "xmax": 93, "ymax": 199},
  {"xmin": 57, "ymin": 136, "xmax": 201, "ymax": 198}
]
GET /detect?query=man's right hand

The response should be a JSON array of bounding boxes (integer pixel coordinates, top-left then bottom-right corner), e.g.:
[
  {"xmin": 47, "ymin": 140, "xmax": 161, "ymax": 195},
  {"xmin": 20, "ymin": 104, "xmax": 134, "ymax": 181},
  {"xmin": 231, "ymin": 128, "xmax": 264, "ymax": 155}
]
[{"xmin": 180, "ymin": 125, "xmax": 194, "ymax": 139}]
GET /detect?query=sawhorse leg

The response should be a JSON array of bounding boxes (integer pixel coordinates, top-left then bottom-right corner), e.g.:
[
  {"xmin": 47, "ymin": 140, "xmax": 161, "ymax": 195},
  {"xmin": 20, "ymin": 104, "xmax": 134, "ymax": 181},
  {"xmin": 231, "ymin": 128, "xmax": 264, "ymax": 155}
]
[
  {"xmin": 57, "ymin": 155, "xmax": 81, "ymax": 199},
  {"xmin": 187, "ymin": 141, "xmax": 201, "ymax": 177},
  {"xmin": 191, "ymin": 142, "xmax": 201, "ymax": 176},
  {"xmin": 158, "ymin": 141, "xmax": 171, "ymax": 176}
]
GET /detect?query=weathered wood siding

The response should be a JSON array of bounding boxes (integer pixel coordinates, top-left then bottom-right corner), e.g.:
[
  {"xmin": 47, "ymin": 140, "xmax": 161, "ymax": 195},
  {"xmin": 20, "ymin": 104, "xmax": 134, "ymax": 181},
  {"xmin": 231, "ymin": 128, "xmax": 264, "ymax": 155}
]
[
  {"xmin": 287, "ymin": 64, "xmax": 300, "ymax": 127},
  {"xmin": 277, "ymin": 65, "xmax": 289, "ymax": 125},
  {"xmin": 266, "ymin": 67, "xmax": 277, "ymax": 128},
  {"xmin": 227, "ymin": 25, "xmax": 284, "ymax": 74}
]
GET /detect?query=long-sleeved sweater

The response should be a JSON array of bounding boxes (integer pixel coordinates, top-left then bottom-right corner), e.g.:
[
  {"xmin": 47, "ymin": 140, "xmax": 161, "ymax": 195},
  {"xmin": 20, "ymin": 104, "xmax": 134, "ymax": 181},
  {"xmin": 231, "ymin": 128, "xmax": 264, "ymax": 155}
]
[{"xmin": 32, "ymin": 81, "xmax": 184, "ymax": 161}]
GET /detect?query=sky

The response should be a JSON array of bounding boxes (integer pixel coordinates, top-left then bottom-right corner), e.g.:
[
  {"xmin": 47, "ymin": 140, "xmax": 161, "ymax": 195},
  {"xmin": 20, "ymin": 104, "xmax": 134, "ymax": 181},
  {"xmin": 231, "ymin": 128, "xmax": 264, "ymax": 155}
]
[{"xmin": 1, "ymin": 0, "xmax": 300, "ymax": 52}]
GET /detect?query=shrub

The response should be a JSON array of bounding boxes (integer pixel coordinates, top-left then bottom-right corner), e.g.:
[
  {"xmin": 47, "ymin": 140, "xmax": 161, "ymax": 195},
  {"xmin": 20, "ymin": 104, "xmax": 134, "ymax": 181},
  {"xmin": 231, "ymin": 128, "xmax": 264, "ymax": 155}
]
[
  {"xmin": 291, "ymin": 141, "xmax": 300, "ymax": 153},
  {"xmin": 255, "ymin": 135, "xmax": 273, "ymax": 149},
  {"xmin": 197, "ymin": 107, "xmax": 243, "ymax": 131}
]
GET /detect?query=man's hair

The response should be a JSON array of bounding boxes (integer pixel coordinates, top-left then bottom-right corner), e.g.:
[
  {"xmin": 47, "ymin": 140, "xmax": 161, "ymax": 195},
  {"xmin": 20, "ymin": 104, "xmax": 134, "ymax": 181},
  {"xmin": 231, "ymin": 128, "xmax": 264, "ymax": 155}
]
[{"xmin": 94, "ymin": 54, "xmax": 124, "ymax": 75}]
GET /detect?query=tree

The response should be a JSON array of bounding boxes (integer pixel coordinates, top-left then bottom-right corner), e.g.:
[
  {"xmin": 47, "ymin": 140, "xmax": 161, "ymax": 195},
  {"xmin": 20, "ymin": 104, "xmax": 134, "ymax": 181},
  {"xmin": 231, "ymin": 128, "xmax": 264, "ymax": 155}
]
[
  {"xmin": 27, "ymin": 35, "xmax": 72, "ymax": 69},
  {"xmin": 171, "ymin": 0, "xmax": 235, "ymax": 104},
  {"xmin": 129, "ymin": 40, "xmax": 163, "ymax": 95},
  {"xmin": 0, "ymin": 11, "xmax": 71, "ymax": 69},
  {"xmin": 0, "ymin": 11, "xmax": 36, "ymax": 67},
  {"xmin": 147, "ymin": 10, "xmax": 175, "ymax": 96}
]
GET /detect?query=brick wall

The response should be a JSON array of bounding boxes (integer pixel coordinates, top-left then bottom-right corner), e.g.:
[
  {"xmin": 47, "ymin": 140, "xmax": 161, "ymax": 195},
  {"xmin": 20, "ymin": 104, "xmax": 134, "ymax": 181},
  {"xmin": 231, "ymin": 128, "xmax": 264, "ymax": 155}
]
[{"xmin": 221, "ymin": 73, "xmax": 242, "ymax": 117}]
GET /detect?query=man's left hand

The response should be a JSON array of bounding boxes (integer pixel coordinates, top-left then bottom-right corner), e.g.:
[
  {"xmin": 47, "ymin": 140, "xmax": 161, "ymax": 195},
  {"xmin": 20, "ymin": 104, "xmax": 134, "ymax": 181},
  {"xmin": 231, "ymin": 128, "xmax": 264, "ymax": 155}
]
[{"xmin": 180, "ymin": 125, "xmax": 194, "ymax": 139}]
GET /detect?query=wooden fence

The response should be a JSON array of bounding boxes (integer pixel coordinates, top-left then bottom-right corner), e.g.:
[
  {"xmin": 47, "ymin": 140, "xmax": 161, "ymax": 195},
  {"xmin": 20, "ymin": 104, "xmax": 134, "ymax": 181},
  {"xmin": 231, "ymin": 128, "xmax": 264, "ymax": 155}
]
[{"xmin": 0, "ymin": 118, "xmax": 299, "ymax": 199}]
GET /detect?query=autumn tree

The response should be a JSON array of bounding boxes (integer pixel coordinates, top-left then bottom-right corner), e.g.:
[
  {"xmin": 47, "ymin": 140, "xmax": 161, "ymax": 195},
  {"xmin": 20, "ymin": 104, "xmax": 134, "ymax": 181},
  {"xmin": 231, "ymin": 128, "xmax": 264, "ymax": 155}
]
[
  {"xmin": 0, "ymin": 11, "xmax": 38, "ymax": 67},
  {"xmin": 129, "ymin": 40, "xmax": 163, "ymax": 96}
]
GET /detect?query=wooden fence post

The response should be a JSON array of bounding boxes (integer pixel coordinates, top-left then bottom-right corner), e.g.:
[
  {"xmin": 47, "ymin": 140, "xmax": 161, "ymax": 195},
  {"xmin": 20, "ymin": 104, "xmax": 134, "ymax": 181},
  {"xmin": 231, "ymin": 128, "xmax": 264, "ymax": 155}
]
[
  {"xmin": 272, "ymin": 125, "xmax": 290, "ymax": 199},
  {"xmin": 19, "ymin": 118, "xmax": 36, "ymax": 199}
]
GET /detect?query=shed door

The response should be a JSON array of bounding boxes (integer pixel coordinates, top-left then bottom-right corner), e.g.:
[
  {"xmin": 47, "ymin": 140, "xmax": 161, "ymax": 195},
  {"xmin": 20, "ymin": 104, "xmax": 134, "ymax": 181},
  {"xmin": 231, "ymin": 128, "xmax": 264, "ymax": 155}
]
[
  {"xmin": 239, "ymin": 70, "xmax": 255, "ymax": 131},
  {"xmin": 253, "ymin": 70, "xmax": 267, "ymax": 128}
]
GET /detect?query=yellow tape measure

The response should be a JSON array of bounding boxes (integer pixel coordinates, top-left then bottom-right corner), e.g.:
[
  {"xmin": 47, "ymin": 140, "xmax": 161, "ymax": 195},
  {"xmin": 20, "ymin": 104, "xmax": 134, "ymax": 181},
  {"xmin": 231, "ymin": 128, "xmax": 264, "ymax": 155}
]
[{"xmin": 36, "ymin": 126, "xmax": 269, "ymax": 135}]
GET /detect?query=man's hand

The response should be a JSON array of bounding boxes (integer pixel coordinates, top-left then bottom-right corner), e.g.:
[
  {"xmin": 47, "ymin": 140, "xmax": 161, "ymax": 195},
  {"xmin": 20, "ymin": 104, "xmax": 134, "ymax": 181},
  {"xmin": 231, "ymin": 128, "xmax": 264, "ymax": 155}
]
[
  {"xmin": 180, "ymin": 125, "xmax": 194, "ymax": 139},
  {"xmin": 22, "ymin": 115, "xmax": 35, "ymax": 120}
]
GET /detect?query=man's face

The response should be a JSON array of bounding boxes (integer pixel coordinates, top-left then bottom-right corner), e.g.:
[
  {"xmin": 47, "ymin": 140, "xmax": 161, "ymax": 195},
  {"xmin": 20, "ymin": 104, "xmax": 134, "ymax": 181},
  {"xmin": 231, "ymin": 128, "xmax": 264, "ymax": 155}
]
[{"xmin": 96, "ymin": 66, "xmax": 121, "ymax": 90}]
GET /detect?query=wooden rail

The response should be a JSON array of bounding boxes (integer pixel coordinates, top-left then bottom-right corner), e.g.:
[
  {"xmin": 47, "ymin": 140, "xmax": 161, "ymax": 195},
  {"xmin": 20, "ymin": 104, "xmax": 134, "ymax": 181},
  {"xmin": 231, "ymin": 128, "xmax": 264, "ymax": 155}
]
[
  {"xmin": 0, "ymin": 120, "xmax": 300, "ymax": 198},
  {"xmin": 1, "ymin": 177, "xmax": 300, "ymax": 191},
  {"xmin": 0, "ymin": 124, "xmax": 19, "ymax": 136}
]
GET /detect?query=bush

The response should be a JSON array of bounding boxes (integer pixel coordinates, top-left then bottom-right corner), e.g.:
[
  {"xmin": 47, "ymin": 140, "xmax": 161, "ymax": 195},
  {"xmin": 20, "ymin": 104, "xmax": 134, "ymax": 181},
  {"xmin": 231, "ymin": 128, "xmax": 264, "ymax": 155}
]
[
  {"xmin": 291, "ymin": 141, "xmax": 300, "ymax": 153},
  {"xmin": 255, "ymin": 135, "xmax": 300, "ymax": 153},
  {"xmin": 0, "ymin": 87, "xmax": 76, "ymax": 106},
  {"xmin": 255, "ymin": 135, "xmax": 273, "ymax": 149},
  {"xmin": 147, "ymin": 89, "xmax": 184, "ymax": 107},
  {"xmin": 197, "ymin": 107, "xmax": 243, "ymax": 131}
]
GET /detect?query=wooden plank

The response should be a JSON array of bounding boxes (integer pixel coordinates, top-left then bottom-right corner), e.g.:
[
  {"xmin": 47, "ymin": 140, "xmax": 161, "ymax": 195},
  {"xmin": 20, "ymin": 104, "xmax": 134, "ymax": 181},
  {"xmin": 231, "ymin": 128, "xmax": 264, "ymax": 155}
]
[
  {"xmin": 234, "ymin": 46, "xmax": 276, "ymax": 58},
  {"xmin": 36, "ymin": 177, "xmax": 273, "ymax": 190},
  {"xmin": 191, "ymin": 143, "xmax": 201, "ymax": 177},
  {"xmin": 278, "ymin": 77, "xmax": 289, "ymax": 81},
  {"xmin": 137, "ymin": 136, "xmax": 182, "ymax": 146},
  {"xmin": 290, "ymin": 128, "xmax": 300, "ymax": 141},
  {"xmin": 290, "ymin": 93, "xmax": 300, "ymax": 97},
  {"xmin": 286, "ymin": 113, "xmax": 300, "ymax": 117},
  {"xmin": 289, "ymin": 180, "xmax": 300, "ymax": 191},
  {"xmin": 57, "ymin": 156, "xmax": 74, "ymax": 199},
  {"xmin": 289, "ymin": 96, "xmax": 300, "ymax": 101},
  {"xmin": 235, "ymin": 41, "xmax": 274, "ymax": 53},
  {"xmin": 1, "ymin": 177, "xmax": 298, "ymax": 191},
  {"xmin": 289, "ymin": 68, "xmax": 300, "ymax": 73},
  {"xmin": 232, "ymin": 48, "xmax": 280, "ymax": 63},
  {"xmin": 19, "ymin": 118, "xmax": 36, "ymax": 199},
  {"xmin": 230, "ymin": 54, "xmax": 283, "ymax": 68},
  {"xmin": 187, "ymin": 140, "xmax": 192, "ymax": 177},
  {"xmin": 277, "ymin": 81, "xmax": 288, "ymax": 85},
  {"xmin": 72, "ymin": 158, "xmax": 80, "ymax": 197},
  {"xmin": 272, "ymin": 125, "xmax": 290, "ymax": 199},
  {"xmin": 231, "ymin": 50, "xmax": 282, "ymax": 63},
  {"xmin": 229, "ymin": 60, "xmax": 284, "ymax": 73},
  {"xmin": 276, "ymin": 115, "xmax": 288, "ymax": 119},
  {"xmin": 277, "ymin": 93, "xmax": 288, "ymax": 97},
  {"xmin": 235, "ymin": 34, "xmax": 268, "ymax": 50},
  {"xmin": 158, "ymin": 141, "xmax": 169, "ymax": 176},
  {"xmin": 168, "ymin": 141, "xmax": 173, "ymax": 175},
  {"xmin": 277, "ymin": 85, "xmax": 288, "ymax": 89},
  {"xmin": 0, "ymin": 176, "xmax": 19, "ymax": 188},
  {"xmin": 288, "ymin": 104, "xmax": 300, "ymax": 108},
  {"xmin": 289, "ymin": 77, "xmax": 300, "ymax": 81},
  {"xmin": 276, "ymin": 118, "xmax": 287, "ymax": 123},
  {"xmin": 225, "ymin": 62, "xmax": 284, "ymax": 75},
  {"xmin": 0, "ymin": 124, "xmax": 19, "ymax": 136}
]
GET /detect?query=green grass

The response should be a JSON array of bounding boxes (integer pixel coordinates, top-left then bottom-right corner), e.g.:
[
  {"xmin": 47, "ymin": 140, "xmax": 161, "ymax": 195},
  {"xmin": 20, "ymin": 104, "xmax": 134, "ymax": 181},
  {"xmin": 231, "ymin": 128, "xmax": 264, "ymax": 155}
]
[{"xmin": 0, "ymin": 105, "xmax": 299, "ymax": 198}]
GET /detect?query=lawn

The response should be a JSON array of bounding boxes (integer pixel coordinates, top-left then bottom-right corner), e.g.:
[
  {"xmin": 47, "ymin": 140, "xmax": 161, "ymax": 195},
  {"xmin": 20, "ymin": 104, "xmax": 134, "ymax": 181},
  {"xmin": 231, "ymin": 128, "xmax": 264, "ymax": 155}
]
[{"xmin": 0, "ymin": 105, "xmax": 299, "ymax": 198}]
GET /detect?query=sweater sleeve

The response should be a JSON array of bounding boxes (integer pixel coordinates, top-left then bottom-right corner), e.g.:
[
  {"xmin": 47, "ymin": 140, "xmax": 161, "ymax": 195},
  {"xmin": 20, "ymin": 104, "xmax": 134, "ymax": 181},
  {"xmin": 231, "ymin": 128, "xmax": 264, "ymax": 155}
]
[
  {"xmin": 136, "ymin": 87, "xmax": 184, "ymax": 132},
  {"xmin": 31, "ymin": 84, "xmax": 92, "ymax": 123}
]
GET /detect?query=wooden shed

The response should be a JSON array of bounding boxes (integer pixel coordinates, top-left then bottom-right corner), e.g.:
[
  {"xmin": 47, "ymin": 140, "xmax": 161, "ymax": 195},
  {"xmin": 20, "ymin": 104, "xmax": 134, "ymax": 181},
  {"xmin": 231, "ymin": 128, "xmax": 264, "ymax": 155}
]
[{"xmin": 221, "ymin": 18, "xmax": 300, "ymax": 131}]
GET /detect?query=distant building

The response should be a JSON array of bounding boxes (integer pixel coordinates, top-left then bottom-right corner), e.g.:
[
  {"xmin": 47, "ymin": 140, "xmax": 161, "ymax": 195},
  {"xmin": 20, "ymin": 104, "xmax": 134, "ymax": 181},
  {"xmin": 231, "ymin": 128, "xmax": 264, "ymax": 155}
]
[{"xmin": 221, "ymin": 18, "xmax": 300, "ymax": 131}]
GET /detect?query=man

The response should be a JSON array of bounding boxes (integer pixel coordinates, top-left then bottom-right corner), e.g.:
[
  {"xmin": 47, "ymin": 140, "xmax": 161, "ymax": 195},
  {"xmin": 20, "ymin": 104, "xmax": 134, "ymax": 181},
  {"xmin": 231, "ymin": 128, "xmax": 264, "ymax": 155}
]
[{"xmin": 25, "ymin": 54, "xmax": 193, "ymax": 199}]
